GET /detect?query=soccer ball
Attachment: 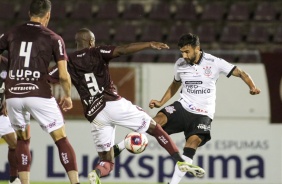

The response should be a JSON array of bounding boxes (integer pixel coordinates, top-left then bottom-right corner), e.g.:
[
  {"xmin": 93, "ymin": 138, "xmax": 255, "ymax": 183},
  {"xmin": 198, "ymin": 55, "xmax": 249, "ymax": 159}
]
[{"xmin": 124, "ymin": 132, "xmax": 148, "ymax": 154}]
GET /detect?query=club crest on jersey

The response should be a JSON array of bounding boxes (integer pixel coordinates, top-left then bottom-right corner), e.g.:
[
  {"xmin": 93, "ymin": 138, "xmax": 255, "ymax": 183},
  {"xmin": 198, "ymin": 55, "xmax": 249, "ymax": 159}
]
[
  {"xmin": 203, "ymin": 66, "xmax": 212, "ymax": 76},
  {"xmin": 0, "ymin": 71, "xmax": 7, "ymax": 79},
  {"xmin": 165, "ymin": 106, "xmax": 176, "ymax": 114}
]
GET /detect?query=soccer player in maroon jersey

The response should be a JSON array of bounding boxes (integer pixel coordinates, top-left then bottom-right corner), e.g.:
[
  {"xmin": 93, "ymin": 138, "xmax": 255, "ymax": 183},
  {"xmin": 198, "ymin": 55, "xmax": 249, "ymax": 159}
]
[
  {"xmin": 0, "ymin": 0, "xmax": 80, "ymax": 184},
  {"xmin": 0, "ymin": 56, "xmax": 20, "ymax": 184},
  {"xmin": 49, "ymin": 28, "xmax": 204, "ymax": 184}
]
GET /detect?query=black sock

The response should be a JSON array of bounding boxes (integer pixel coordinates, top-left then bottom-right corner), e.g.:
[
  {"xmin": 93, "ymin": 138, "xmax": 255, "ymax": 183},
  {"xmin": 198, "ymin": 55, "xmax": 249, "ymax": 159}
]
[
  {"xmin": 183, "ymin": 147, "xmax": 196, "ymax": 159},
  {"xmin": 171, "ymin": 152, "xmax": 184, "ymax": 162},
  {"xmin": 9, "ymin": 176, "xmax": 17, "ymax": 183}
]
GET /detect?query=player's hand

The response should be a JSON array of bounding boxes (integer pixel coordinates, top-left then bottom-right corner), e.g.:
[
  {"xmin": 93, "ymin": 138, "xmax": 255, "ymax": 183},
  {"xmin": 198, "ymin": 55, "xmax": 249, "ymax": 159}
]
[
  {"xmin": 150, "ymin": 42, "xmax": 169, "ymax": 50},
  {"xmin": 149, "ymin": 100, "xmax": 162, "ymax": 109},
  {"xmin": 250, "ymin": 87, "xmax": 261, "ymax": 95},
  {"xmin": 59, "ymin": 96, "xmax": 73, "ymax": 111}
]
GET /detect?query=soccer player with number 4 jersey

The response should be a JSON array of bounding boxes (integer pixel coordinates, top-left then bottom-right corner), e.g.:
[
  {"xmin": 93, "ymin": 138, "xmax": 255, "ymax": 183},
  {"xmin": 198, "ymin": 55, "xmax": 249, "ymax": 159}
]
[{"xmin": 0, "ymin": 0, "xmax": 80, "ymax": 184}]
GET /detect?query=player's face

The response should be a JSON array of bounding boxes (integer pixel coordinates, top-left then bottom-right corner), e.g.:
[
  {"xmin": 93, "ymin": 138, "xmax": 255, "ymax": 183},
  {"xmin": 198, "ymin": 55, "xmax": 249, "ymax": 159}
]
[{"xmin": 180, "ymin": 45, "xmax": 197, "ymax": 64}]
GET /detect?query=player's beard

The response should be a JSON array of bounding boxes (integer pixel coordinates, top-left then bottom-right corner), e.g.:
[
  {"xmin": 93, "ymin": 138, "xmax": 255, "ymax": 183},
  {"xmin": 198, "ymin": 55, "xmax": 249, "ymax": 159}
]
[{"xmin": 185, "ymin": 54, "xmax": 197, "ymax": 65}]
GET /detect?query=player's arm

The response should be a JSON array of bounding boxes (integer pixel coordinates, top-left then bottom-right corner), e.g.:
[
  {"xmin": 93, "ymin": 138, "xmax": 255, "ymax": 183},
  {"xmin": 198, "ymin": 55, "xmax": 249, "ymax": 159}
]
[
  {"xmin": 113, "ymin": 42, "xmax": 169, "ymax": 57},
  {"xmin": 57, "ymin": 60, "xmax": 73, "ymax": 111},
  {"xmin": 149, "ymin": 79, "xmax": 181, "ymax": 109},
  {"xmin": 231, "ymin": 66, "xmax": 261, "ymax": 95}
]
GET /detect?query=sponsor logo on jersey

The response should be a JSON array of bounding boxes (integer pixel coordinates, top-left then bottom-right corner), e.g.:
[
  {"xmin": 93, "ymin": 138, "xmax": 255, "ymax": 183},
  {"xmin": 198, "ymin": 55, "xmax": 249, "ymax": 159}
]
[
  {"xmin": 58, "ymin": 40, "xmax": 64, "ymax": 55},
  {"xmin": 48, "ymin": 67, "xmax": 58, "ymax": 76},
  {"xmin": 87, "ymin": 95, "xmax": 104, "ymax": 116},
  {"xmin": 186, "ymin": 84, "xmax": 211, "ymax": 94},
  {"xmin": 203, "ymin": 66, "xmax": 212, "ymax": 76},
  {"xmin": 8, "ymin": 83, "xmax": 39, "ymax": 94},
  {"xmin": 165, "ymin": 105, "xmax": 176, "ymax": 114},
  {"xmin": 197, "ymin": 124, "xmax": 211, "ymax": 131},
  {"xmin": 185, "ymin": 81, "xmax": 202, "ymax": 84},
  {"xmin": 9, "ymin": 69, "xmax": 40, "ymax": 81},
  {"xmin": 100, "ymin": 49, "xmax": 111, "ymax": 54},
  {"xmin": 0, "ymin": 71, "xmax": 7, "ymax": 79},
  {"xmin": 77, "ymin": 52, "xmax": 86, "ymax": 57}
]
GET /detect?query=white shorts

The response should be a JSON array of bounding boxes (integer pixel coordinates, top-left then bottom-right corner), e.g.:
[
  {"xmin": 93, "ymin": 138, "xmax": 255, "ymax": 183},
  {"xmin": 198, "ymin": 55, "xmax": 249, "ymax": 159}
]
[
  {"xmin": 6, "ymin": 97, "xmax": 65, "ymax": 133},
  {"xmin": 0, "ymin": 115, "xmax": 15, "ymax": 138},
  {"xmin": 91, "ymin": 98, "xmax": 151, "ymax": 152}
]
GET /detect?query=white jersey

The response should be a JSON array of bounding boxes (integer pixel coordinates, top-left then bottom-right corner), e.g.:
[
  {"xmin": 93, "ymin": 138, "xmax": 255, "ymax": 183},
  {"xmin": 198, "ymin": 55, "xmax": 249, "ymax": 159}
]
[{"xmin": 174, "ymin": 51, "xmax": 235, "ymax": 119}]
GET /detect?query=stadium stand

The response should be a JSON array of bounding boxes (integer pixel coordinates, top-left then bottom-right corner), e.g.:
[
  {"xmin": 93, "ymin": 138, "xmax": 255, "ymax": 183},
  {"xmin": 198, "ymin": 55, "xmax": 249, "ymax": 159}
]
[
  {"xmin": 148, "ymin": 2, "xmax": 171, "ymax": 21},
  {"xmin": 69, "ymin": 1, "xmax": 93, "ymax": 20},
  {"xmin": 173, "ymin": 2, "xmax": 198, "ymax": 21},
  {"xmin": 129, "ymin": 52, "xmax": 157, "ymax": 63},
  {"xmin": 200, "ymin": 2, "xmax": 226, "ymax": 21},
  {"xmin": 95, "ymin": 1, "xmax": 119, "ymax": 20},
  {"xmin": 122, "ymin": 3, "xmax": 145, "ymax": 20},
  {"xmin": 166, "ymin": 24, "xmax": 193, "ymax": 44},
  {"xmin": 89, "ymin": 23, "xmax": 112, "ymax": 44},
  {"xmin": 253, "ymin": 2, "xmax": 278, "ymax": 21},
  {"xmin": 139, "ymin": 23, "xmax": 164, "ymax": 42},
  {"xmin": 246, "ymin": 24, "xmax": 270, "ymax": 44},
  {"xmin": 227, "ymin": 1, "xmax": 251, "ymax": 21},
  {"xmin": 113, "ymin": 24, "xmax": 137, "ymax": 43},
  {"xmin": 0, "ymin": 2, "xmax": 15, "ymax": 20},
  {"xmin": 1, "ymin": 0, "xmax": 281, "ymax": 63}
]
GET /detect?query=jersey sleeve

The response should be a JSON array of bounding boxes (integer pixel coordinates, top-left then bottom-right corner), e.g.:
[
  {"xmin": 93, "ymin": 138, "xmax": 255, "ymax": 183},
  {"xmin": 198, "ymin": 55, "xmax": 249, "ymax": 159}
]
[
  {"xmin": 51, "ymin": 34, "xmax": 68, "ymax": 63},
  {"xmin": 96, "ymin": 45, "xmax": 116, "ymax": 63},
  {"xmin": 47, "ymin": 65, "xmax": 60, "ymax": 84},
  {"xmin": 217, "ymin": 58, "xmax": 236, "ymax": 78}
]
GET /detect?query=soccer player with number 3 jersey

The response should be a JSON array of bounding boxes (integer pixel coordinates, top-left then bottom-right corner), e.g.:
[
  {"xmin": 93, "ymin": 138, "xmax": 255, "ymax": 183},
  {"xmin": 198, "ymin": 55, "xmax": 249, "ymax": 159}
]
[{"xmin": 49, "ymin": 28, "xmax": 205, "ymax": 184}]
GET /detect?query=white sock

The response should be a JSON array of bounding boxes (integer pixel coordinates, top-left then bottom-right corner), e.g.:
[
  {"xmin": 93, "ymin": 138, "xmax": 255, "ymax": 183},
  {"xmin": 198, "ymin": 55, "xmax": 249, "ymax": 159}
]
[
  {"xmin": 117, "ymin": 140, "xmax": 125, "ymax": 150},
  {"xmin": 169, "ymin": 155, "xmax": 193, "ymax": 184}
]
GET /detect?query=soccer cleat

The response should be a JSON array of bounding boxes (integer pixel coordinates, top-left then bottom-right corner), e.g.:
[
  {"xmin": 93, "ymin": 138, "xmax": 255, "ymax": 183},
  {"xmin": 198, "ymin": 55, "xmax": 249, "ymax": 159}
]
[
  {"xmin": 9, "ymin": 178, "xmax": 21, "ymax": 184},
  {"xmin": 113, "ymin": 144, "xmax": 122, "ymax": 158},
  {"xmin": 177, "ymin": 161, "xmax": 205, "ymax": 178},
  {"xmin": 88, "ymin": 170, "xmax": 101, "ymax": 184}
]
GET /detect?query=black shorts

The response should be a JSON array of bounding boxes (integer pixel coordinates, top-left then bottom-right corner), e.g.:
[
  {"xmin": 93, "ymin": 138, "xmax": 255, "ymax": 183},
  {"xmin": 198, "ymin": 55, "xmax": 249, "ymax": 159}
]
[{"xmin": 159, "ymin": 101, "xmax": 212, "ymax": 147}]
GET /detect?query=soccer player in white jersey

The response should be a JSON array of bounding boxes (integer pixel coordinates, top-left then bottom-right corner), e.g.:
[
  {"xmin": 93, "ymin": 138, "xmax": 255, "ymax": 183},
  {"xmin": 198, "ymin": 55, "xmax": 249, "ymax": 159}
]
[{"xmin": 147, "ymin": 33, "xmax": 261, "ymax": 184}]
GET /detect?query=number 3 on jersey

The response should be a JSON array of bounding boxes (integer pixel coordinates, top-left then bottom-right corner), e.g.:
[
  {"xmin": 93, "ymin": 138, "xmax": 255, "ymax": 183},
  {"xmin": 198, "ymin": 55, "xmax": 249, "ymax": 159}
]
[
  {"xmin": 85, "ymin": 73, "xmax": 104, "ymax": 96},
  {"xmin": 19, "ymin": 41, "xmax": 32, "ymax": 67}
]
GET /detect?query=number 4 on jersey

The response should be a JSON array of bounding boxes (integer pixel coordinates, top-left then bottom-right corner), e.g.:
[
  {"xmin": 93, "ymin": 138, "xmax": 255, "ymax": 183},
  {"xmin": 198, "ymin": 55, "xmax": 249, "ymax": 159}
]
[{"xmin": 19, "ymin": 41, "xmax": 32, "ymax": 67}]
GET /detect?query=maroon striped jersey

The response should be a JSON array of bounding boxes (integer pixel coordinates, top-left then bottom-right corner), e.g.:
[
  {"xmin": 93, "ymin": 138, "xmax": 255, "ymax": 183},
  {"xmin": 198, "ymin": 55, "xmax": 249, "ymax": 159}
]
[
  {"xmin": 0, "ymin": 21, "xmax": 68, "ymax": 99},
  {"xmin": 49, "ymin": 45, "xmax": 121, "ymax": 122}
]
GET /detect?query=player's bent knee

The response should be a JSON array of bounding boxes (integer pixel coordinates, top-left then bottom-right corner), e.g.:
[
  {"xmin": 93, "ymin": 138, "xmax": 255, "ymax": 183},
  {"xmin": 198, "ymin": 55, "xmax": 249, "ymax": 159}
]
[{"xmin": 95, "ymin": 161, "xmax": 114, "ymax": 177}]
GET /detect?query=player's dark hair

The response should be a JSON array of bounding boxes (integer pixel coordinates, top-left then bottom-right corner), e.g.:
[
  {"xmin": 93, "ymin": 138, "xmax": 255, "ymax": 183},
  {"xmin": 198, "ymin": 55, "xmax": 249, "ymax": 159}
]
[
  {"xmin": 29, "ymin": 0, "xmax": 51, "ymax": 18},
  {"xmin": 178, "ymin": 33, "xmax": 200, "ymax": 48}
]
